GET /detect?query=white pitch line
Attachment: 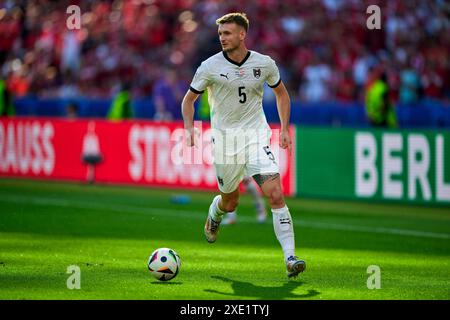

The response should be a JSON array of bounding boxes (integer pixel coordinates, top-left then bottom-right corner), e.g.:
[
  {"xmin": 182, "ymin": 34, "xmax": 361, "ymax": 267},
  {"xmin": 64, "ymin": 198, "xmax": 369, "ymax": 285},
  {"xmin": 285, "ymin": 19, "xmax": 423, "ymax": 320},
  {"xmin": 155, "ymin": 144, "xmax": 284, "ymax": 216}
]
[{"xmin": 0, "ymin": 195, "xmax": 449, "ymax": 240}]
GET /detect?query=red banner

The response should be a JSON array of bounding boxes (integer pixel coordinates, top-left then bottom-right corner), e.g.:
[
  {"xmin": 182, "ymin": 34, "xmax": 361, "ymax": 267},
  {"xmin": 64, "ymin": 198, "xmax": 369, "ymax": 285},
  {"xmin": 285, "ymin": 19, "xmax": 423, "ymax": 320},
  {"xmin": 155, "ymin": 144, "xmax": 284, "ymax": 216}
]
[{"xmin": 0, "ymin": 118, "xmax": 296, "ymax": 195}]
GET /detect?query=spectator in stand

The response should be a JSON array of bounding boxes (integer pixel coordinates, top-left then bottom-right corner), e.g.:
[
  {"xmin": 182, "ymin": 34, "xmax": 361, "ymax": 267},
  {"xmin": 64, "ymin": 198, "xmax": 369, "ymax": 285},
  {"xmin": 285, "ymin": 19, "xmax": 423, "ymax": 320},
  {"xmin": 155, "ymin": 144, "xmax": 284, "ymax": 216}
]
[
  {"xmin": 421, "ymin": 60, "xmax": 444, "ymax": 101},
  {"xmin": 336, "ymin": 71, "xmax": 356, "ymax": 102},
  {"xmin": 0, "ymin": 0, "xmax": 447, "ymax": 105},
  {"xmin": 399, "ymin": 59, "xmax": 421, "ymax": 105},
  {"xmin": 353, "ymin": 47, "xmax": 377, "ymax": 102},
  {"xmin": 300, "ymin": 55, "xmax": 333, "ymax": 102},
  {"xmin": 60, "ymin": 30, "xmax": 82, "ymax": 76},
  {"xmin": 58, "ymin": 71, "xmax": 80, "ymax": 99},
  {"xmin": 7, "ymin": 63, "xmax": 30, "ymax": 97}
]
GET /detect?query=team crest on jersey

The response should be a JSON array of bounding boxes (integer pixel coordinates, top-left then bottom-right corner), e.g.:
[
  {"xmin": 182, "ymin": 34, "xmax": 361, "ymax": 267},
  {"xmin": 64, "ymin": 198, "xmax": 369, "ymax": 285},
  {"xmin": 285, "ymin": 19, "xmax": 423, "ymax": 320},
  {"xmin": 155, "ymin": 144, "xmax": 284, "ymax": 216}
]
[{"xmin": 253, "ymin": 68, "xmax": 261, "ymax": 79}]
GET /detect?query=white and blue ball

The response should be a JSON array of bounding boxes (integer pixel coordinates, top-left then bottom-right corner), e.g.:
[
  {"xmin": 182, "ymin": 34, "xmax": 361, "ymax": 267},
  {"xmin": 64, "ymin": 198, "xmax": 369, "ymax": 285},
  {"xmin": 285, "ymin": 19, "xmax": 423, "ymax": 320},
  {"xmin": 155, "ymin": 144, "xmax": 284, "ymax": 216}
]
[{"xmin": 147, "ymin": 248, "xmax": 181, "ymax": 281}]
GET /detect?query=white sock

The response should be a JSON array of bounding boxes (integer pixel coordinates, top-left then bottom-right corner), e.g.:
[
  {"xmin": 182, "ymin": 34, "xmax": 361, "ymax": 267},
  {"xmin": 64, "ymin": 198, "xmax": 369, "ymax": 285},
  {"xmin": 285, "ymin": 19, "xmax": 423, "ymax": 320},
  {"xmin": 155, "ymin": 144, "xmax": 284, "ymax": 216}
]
[
  {"xmin": 271, "ymin": 205, "xmax": 296, "ymax": 262},
  {"xmin": 209, "ymin": 195, "xmax": 225, "ymax": 222}
]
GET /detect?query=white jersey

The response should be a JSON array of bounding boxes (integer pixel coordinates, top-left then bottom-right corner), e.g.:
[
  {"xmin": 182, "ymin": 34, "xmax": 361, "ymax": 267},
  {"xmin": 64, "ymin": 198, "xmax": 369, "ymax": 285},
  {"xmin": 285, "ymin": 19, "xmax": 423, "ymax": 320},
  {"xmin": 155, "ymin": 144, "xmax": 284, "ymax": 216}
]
[{"xmin": 190, "ymin": 50, "xmax": 281, "ymax": 155}]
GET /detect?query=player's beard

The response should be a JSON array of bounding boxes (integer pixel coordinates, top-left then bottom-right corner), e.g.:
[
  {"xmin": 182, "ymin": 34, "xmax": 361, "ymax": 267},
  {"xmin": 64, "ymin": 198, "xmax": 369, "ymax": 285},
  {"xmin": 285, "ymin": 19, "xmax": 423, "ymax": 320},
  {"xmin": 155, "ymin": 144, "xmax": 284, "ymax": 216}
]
[{"xmin": 222, "ymin": 42, "xmax": 240, "ymax": 53}]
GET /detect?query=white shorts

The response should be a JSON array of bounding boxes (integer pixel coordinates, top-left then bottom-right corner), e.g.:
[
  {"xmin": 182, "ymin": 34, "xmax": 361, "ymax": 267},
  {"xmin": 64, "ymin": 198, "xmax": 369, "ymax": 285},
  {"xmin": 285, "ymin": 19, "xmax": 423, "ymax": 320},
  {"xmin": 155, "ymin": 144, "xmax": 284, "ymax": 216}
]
[{"xmin": 213, "ymin": 143, "xmax": 279, "ymax": 194}]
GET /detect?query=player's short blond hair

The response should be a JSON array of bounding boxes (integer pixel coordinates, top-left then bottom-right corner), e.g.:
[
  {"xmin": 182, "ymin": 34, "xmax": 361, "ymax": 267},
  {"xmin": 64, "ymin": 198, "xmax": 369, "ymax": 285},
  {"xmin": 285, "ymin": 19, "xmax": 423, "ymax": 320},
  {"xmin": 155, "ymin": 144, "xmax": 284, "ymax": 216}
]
[{"xmin": 216, "ymin": 12, "xmax": 249, "ymax": 32}]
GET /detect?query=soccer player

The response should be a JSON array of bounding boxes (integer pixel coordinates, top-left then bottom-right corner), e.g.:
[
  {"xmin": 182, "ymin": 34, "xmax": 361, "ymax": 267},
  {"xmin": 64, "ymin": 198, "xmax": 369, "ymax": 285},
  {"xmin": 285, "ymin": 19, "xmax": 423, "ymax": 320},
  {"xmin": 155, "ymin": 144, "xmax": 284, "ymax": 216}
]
[{"xmin": 181, "ymin": 12, "xmax": 306, "ymax": 278}]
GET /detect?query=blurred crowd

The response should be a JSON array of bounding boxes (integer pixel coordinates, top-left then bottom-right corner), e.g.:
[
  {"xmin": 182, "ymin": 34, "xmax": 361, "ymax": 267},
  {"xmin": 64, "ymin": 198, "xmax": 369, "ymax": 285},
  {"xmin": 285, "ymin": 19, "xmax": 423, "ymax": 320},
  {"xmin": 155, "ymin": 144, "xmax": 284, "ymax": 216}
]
[{"xmin": 0, "ymin": 0, "xmax": 449, "ymax": 111}]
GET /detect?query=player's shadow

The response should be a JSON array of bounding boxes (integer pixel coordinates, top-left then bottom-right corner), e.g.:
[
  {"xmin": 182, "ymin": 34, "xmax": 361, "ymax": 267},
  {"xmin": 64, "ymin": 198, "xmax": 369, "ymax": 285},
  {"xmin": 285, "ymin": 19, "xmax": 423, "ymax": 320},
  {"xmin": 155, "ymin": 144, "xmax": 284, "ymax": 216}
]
[{"xmin": 205, "ymin": 275, "xmax": 320, "ymax": 299}]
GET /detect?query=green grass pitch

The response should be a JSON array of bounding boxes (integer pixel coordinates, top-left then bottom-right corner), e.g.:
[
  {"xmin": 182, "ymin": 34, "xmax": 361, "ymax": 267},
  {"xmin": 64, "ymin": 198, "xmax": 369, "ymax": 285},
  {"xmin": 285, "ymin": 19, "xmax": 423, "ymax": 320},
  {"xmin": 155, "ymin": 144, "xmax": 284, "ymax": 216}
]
[{"xmin": 0, "ymin": 178, "xmax": 449, "ymax": 300}]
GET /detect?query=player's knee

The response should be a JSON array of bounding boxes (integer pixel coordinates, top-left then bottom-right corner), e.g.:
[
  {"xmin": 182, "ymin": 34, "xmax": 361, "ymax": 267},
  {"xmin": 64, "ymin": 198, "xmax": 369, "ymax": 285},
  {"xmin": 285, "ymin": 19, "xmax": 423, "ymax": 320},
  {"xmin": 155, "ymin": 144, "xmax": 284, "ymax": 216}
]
[
  {"xmin": 267, "ymin": 187, "xmax": 284, "ymax": 207},
  {"xmin": 222, "ymin": 198, "xmax": 239, "ymax": 212}
]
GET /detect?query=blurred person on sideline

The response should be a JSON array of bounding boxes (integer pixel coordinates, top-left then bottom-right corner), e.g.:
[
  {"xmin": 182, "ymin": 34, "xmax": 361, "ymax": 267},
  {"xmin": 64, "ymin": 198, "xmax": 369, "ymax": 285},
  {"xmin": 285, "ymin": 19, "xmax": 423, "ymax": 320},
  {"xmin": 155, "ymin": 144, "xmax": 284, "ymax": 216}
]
[
  {"xmin": 153, "ymin": 67, "xmax": 187, "ymax": 121},
  {"xmin": 66, "ymin": 101, "xmax": 79, "ymax": 119},
  {"xmin": 81, "ymin": 121, "xmax": 103, "ymax": 184},
  {"xmin": 0, "ymin": 60, "xmax": 15, "ymax": 116},
  {"xmin": 365, "ymin": 67, "xmax": 397, "ymax": 128},
  {"xmin": 107, "ymin": 82, "xmax": 133, "ymax": 120},
  {"xmin": 196, "ymin": 89, "xmax": 211, "ymax": 121}
]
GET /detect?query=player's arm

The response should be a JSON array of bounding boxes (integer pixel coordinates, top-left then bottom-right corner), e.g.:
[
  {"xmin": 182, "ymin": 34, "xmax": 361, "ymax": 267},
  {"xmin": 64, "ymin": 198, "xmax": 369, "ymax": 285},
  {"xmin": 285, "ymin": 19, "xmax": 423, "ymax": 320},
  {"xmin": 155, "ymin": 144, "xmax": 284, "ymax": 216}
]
[
  {"xmin": 181, "ymin": 89, "xmax": 200, "ymax": 147},
  {"xmin": 271, "ymin": 81, "xmax": 292, "ymax": 154}
]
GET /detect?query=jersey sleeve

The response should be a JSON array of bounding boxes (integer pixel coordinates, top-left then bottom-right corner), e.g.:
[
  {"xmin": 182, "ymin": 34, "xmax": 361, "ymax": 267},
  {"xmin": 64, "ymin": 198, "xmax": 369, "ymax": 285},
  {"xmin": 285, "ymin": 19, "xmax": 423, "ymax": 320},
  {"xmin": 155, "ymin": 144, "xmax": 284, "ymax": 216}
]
[
  {"xmin": 189, "ymin": 62, "xmax": 210, "ymax": 94},
  {"xmin": 266, "ymin": 58, "xmax": 281, "ymax": 88}
]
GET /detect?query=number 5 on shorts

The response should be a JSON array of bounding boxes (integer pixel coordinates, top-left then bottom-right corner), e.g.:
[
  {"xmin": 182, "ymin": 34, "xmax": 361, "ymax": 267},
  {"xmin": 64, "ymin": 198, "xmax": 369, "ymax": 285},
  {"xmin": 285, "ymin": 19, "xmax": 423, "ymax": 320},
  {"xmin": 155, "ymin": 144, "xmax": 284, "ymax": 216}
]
[{"xmin": 263, "ymin": 145, "xmax": 276, "ymax": 163}]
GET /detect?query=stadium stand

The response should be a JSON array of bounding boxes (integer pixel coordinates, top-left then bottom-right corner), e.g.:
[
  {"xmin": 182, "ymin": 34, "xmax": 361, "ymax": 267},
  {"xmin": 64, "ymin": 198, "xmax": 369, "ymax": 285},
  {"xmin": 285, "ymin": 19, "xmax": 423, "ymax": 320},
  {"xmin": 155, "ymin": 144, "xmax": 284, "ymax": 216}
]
[{"xmin": 1, "ymin": 0, "xmax": 449, "ymax": 126}]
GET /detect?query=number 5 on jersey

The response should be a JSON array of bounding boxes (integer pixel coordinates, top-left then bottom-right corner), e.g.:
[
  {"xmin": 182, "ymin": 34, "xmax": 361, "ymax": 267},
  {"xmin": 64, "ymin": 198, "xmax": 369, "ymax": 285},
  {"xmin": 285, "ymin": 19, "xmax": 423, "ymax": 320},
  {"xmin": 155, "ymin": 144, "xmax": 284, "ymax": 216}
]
[{"xmin": 238, "ymin": 86, "xmax": 246, "ymax": 103}]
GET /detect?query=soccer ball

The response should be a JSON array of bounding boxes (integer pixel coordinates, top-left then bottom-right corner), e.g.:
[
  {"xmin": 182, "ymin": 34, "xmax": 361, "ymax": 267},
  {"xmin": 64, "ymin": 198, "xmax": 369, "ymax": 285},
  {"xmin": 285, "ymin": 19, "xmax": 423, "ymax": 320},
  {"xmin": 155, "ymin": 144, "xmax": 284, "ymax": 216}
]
[{"xmin": 147, "ymin": 248, "xmax": 181, "ymax": 281}]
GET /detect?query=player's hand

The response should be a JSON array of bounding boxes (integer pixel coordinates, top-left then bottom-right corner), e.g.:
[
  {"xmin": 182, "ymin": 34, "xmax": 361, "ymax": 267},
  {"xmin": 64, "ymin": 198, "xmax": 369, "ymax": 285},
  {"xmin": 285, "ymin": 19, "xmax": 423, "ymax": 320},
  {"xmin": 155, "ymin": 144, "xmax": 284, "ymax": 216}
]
[
  {"xmin": 185, "ymin": 127, "xmax": 200, "ymax": 147},
  {"xmin": 279, "ymin": 129, "xmax": 292, "ymax": 155}
]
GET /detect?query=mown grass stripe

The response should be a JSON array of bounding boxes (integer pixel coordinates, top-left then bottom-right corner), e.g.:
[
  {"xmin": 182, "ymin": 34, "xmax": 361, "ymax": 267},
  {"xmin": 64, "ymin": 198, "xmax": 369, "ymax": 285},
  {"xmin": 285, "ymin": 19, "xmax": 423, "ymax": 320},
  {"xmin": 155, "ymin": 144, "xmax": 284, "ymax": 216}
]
[{"xmin": 1, "ymin": 195, "xmax": 448, "ymax": 240}]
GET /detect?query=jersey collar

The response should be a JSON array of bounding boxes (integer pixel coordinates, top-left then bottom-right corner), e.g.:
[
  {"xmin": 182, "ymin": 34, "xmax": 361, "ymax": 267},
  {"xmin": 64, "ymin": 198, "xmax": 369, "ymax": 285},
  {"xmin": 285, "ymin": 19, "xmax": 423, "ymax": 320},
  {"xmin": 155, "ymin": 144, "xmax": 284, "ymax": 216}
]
[{"xmin": 222, "ymin": 50, "xmax": 251, "ymax": 67}]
